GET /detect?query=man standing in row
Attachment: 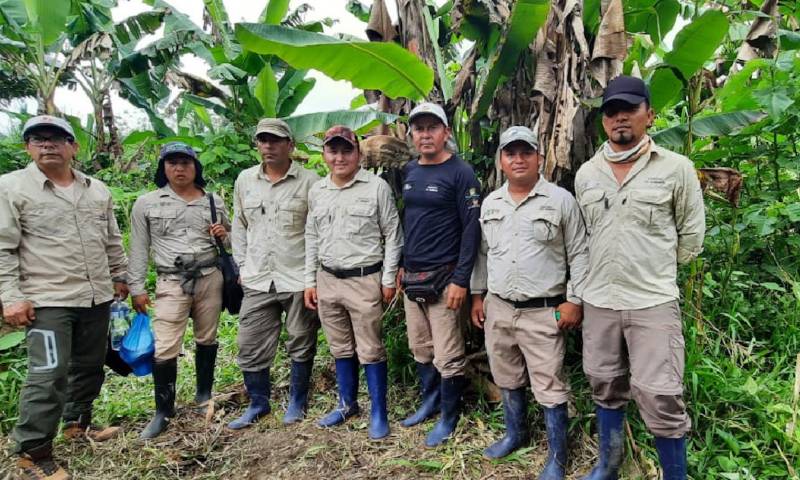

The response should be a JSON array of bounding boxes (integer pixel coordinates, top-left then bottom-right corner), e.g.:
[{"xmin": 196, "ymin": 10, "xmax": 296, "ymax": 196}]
[
  {"xmin": 576, "ymin": 76, "xmax": 705, "ymax": 480},
  {"xmin": 399, "ymin": 103, "xmax": 482, "ymax": 447},
  {"xmin": 304, "ymin": 126, "xmax": 402, "ymax": 440},
  {"xmin": 128, "ymin": 142, "xmax": 230, "ymax": 439},
  {"xmin": 1, "ymin": 115, "xmax": 128, "ymax": 479},
  {"xmin": 471, "ymin": 126, "xmax": 589, "ymax": 479},
  {"xmin": 229, "ymin": 119, "xmax": 321, "ymax": 429}
]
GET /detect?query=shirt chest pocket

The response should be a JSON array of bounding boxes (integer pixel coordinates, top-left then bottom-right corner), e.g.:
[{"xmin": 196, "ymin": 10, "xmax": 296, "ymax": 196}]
[
  {"xmin": 346, "ymin": 204, "xmax": 377, "ymax": 236},
  {"xmin": 278, "ymin": 199, "xmax": 306, "ymax": 234},
  {"xmin": 22, "ymin": 207, "xmax": 68, "ymax": 239},
  {"xmin": 79, "ymin": 203, "xmax": 110, "ymax": 241},
  {"xmin": 529, "ymin": 211, "xmax": 561, "ymax": 243},
  {"xmin": 480, "ymin": 211, "xmax": 506, "ymax": 252},
  {"xmin": 629, "ymin": 189, "xmax": 672, "ymax": 229},
  {"xmin": 149, "ymin": 208, "xmax": 182, "ymax": 236},
  {"xmin": 243, "ymin": 198, "xmax": 263, "ymax": 224},
  {"xmin": 578, "ymin": 188, "xmax": 606, "ymax": 234},
  {"xmin": 313, "ymin": 208, "xmax": 332, "ymax": 235}
]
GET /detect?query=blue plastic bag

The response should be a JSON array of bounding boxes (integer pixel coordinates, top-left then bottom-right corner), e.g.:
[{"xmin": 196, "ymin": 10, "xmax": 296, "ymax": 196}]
[{"xmin": 119, "ymin": 312, "xmax": 155, "ymax": 376}]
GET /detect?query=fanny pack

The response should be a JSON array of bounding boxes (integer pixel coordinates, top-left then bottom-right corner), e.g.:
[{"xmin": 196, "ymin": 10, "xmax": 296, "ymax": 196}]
[{"xmin": 402, "ymin": 264, "xmax": 455, "ymax": 303}]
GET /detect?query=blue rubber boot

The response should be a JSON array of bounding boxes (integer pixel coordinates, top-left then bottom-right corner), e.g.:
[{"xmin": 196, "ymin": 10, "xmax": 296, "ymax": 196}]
[
  {"xmin": 484, "ymin": 388, "xmax": 528, "ymax": 458},
  {"xmin": 581, "ymin": 406, "xmax": 625, "ymax": 480},
  {"xmin": 401, "ymin": 362, "xmax": 441, "ymax": 427},
  {"xmin": 425, "ymin": 375, "xmax": 464, "ymax": 447},
  {"xmin": 538, "ymin": 403, "xmax": 568, "ymax": 480},
  {"xmin": 655, "ymin": 436, "xmax": 687, "ymax": 480},
  {"xmin": 227, "ymin": 369, "xmax": 271, "ymax": 430},
  {"xmin": 282, "ymin": 360, "xmax": 313, "ymax": 425},
  {"xmin": 364, "ymin": 361, "xmax": 390, "ymax": 439},
  {"xmin": 318, "ymin": 357, "xmax": 360, "ymax": 427}
]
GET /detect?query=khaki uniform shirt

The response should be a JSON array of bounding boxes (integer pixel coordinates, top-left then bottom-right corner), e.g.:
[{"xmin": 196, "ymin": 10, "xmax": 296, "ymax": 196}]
[
  {"xmin": 575, "ymin": 142, "xmax": 705, "ymax": 310},
  {"xmin": 305, "ymin": 168, "xmax": 403, "ymax": 288},
  {"xmin": 128, "ymin": 186, "xmax": 231, "ymax": 296},
  {"xmin": 232, "ymin": 161, "xmax": 320, "ymax": 293},
  {"xmin": 0, "ymin": 162, "xmax": 127, "ymax": 308},
  {"xmin": 470, "ymin": 179, "xmax": 589, "ymax": 304}
]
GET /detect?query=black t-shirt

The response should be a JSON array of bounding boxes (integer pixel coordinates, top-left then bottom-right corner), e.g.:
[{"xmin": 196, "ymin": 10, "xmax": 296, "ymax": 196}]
[{"xmin": 401, "ymin": 154, "xmax": 481, "ymax": 287}]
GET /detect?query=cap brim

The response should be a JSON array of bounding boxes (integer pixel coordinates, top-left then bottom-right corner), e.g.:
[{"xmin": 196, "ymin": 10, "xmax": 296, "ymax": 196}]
[
  {"xmin": 323, "ymin": 135, "xmax": 356, "ymax": 146},
  {"xmin": 23, "ymin": 123, "xmax": 74, "ymax": 138},
  {"xmin": 160, "ymin": 151, "xmax": 197, "ymax": 161},
  {"xmin": 255, "ymin": 127, "xmax": 291, "ymax": 138},
  {"xmin": 499, "ymin": 138, "xmax": 538, "ymax": 151},
  {"xmin": 601, "ymin": 93, "xmax": 647, "ymax": 109},
  {"xmin": 408, "ymin": 112, "xmax": 447, "ymax": 126}
]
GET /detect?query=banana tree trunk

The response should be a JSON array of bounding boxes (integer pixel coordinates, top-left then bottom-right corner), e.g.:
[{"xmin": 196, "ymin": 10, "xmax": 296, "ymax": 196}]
[{"xmin": 102, "ymin": 89, "xmax": 124, "ymax": 167}]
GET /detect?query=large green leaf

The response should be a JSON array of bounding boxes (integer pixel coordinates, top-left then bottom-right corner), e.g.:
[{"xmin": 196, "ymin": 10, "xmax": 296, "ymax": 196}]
[
  {"xmin": 0, "ymin": 331, "xmax": 25, "ymax": 350},
  {"xmin": 663, "ymin": 10, "xmax": 728, "ymax": 80},
  {"xmin": 422, "ymin": 6, "xmax": 452, "ymax": 101},
  {"xmin": 235, "ymin": 23, "xmax": 434, "ymax": 100},
  {"xmin": 716, "ymin": 59, "xmax": 768, "ymax": 112},
  {"xmin": 652, "ymin": 110, "xmax": 766, "ymax": 148},
  {"xmin": 282, "ymin": 110, "xmax": 399, "ymax": 144},
  {"xmin": 112, "ymin": 9, "xmax": 166, "ymax": 48},
  {"xmin": 261, "ymin": 0, "xmax": 289, "ymax": 25},
  {"xmin": 753, "ymin": 86, "xmax": 794, "ymax": 122},
  {"xmin": 24, "ymin": 0, "xmax": 69, "ymax": 46},
  {"xmin": 202, "ymin": 0, "xmax": 239, "ymax": 59},
  {"xmin": 624, "ymin": 0, "xmax": 680, "ymax": 45},
  {"xmin": 254, "ymin": 63, "xmax": 279, "ymax": 117},
  {"xmin": 471, "ymin": 0, "xmax": 550, "ymax": 119},
  {"xmin": 649, "ymin": 66, "xmax": 683, "ymax": 113}
]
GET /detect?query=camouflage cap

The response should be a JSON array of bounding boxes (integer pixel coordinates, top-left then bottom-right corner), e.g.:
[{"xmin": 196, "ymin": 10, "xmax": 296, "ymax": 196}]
[
  {"xmin": 323, "ymin": 125, "xmax": 358, "ymax": 147},
  {"xmin": 255, "ymin": 118, "xmax": 293, "ymax": 140},
  {"xmin": 22, "ymin": 115, "xmax": 75, "ymax": 140},
  {"xmin": 159, "ymin": 141, "xmax": 197, "ymax": 160},
  {"xmin": 499, "ymin": 126, "xmax": 538, "ymax": 151},
  {"xmin": 408, "ymin": 102, "xmax": 448, "ymax": 127}
]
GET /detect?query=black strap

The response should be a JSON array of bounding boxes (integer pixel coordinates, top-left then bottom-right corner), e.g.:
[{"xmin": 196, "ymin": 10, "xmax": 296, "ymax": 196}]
[{"xmin": 207, "ymin": 193, "xmax": 227, "ymax": 256}]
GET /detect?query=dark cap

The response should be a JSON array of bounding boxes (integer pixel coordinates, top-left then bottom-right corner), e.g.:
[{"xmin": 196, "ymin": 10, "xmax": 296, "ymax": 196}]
[
  {"xmin": 158, "ymin": 142, "xmax": 197, "ymax": 161},
  {"xmin": 323, "ymin": 125, "xmax": 358, "ymax": 147},
  {"xmin": 602, "ymin": 75, "xmax": 650, "ymax": 110}
]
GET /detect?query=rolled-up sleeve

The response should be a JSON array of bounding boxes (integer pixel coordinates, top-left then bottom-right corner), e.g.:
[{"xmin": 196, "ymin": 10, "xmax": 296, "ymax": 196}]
[
  {"xmin": 675, "ymin": 161, "xmax": 706, "ymax": 264},
  {"xmin": 127, "ymin": 197, "xmax": 150, "ymax": 296},
  {"xmin": 0, "ymin": 180, "xmax": 24, "ymax": 306},
  {"xmin": 231, "ymin": 177, "xmax": 248, "ymax": 269},
  {"xmin": 377, "ymin": 181, "xmax": 403, "ymax": 287}
]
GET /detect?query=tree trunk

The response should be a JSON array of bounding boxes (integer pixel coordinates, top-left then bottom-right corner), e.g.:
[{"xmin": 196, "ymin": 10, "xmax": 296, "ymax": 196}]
[{"xmin": 102, "ymin": 89, "xmax": 124, "ymax": 167}]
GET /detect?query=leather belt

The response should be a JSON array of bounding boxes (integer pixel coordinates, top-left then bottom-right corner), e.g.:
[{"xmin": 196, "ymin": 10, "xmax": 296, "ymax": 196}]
[
  {"xmin": 497, "ymin": 294, "xmax": 565, "ymax": 309},
  {"xmin": 321, "ymin": 262, "xmax": 383, "ymax": 279}
]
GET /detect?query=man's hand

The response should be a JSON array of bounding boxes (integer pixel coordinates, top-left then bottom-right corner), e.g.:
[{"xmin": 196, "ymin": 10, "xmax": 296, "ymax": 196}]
[
  {"xmin": 395, "ymin": 268, "xmax": 404, "ymax": 291},
  {"xmin": 445, "ymin": 283, "xmax": 467, "ymax": 311},
  {"xmin": 114, "ymin": 282, "xmax": 129, "ymax": 301},
  {"xmin": 304, "ymin": 287, "xmax": 318, "ymax": 311},
  {"xmin": 381, "ymin": 286, "xmax": 396, "ymax": 304},
  {"xmin": 132, "ymin": 294, "xmax": 151, "ymax": 314},
  {"xmin": 209, "ymin": 223, "xmax": 227, "ymax": 241},
  {"xmin": 556, "ymin": 301, "xmax": 582, "ymax": 330},
  {"xmin": 3, "ymin": 300, "xmax": 35, "ymax": 327},
  {"xmin": 470, "ymin": 294, "xmax": 485, "ymax": 329}
]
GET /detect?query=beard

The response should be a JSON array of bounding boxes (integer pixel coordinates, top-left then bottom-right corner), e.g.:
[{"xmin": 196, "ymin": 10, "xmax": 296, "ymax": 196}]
[{"xmin": 611, "ymin": 131, "xmax": 635, "ymax": 145}]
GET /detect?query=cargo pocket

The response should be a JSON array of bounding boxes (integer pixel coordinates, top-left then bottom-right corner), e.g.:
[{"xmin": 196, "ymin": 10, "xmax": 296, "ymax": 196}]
[
  {"xmin": 480, "ymin": 211, "xmax": 507, "ymax": 253},
  {"xmin": 578, "ymin": 188, "xmax": 605, "ymax": 234},
  {"xmin": 149, "ymin": 208, "xmax": 181, "ymax": 236},
  {"xmin": 629, "ymin": 189, "xmax": 672, "ymax": 229},
  {"xmin": 669, "ymin": 334, "xmax": 685, "ymax": 386},
  {"xmin": 346, "ymin": 203, "xmax": 377, "ymax": 237},
  {"xmin": 531, "ymin": 211, "xmax": 560, "ymax": 243},
  {"xmin": 22, "ymin": 208, "xmax": 67, "ymax": 239},
  {"xmin": 278, "ymin": 198, "xmax": 306, "ymax": 234}
]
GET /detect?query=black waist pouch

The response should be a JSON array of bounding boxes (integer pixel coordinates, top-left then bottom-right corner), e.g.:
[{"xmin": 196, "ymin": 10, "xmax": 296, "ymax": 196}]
[{"xmin": 402, "ymin": 264, "xmax": 455, "ymax": 303}]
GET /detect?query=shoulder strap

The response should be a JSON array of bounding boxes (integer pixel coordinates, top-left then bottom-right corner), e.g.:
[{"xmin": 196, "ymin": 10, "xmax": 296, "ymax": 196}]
[{"xmin": 207, "ymin": 193, "xmax": 227, "ymax": 254}]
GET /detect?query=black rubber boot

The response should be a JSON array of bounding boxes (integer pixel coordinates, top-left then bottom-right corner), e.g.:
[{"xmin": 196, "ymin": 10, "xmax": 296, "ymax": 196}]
[
  {"xmin": 194, "ymin": 343, "xmax": 218, "ymax": 404},
  {"xmin": 228, "ymin": 369, "xmax": 271, "ymax": 430},
  {"xmin": 401, "ymin": 362, "xmax": 441, "ymax": 427},
  {"xmin": 140, "ymin": 358, "xmax": 177, "ymax": 439},
  {"xmin": 484, "ymin": 388, "xmax": 528, "ymax": 458},
  {"xmin": 425, "ymin": 375, "xmax": 465, "ymax": 447}
]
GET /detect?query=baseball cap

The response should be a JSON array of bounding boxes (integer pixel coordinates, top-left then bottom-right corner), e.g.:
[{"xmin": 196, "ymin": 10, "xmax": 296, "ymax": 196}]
[
  {"xmin": 255, "ymin": 118, "xmax": 293, "ymax": 140},
  {"xmin": 408, "ymin": 102, "xmax": 448, "ymax": 127},
  {"xmin": 601, "ymin": 75, "xmax": 650, "ymax": 110},
  {"xmin": 159, "ymin": 142, "xmax": 197, "ymax": 161},
  {"xmin": 499, "ymin": 126, "xmax": 538, "ymax": 151},
  {"xmin": 22, "ymin": 115, "xmax": 75, "ymax": 140},
  {"xmin": 323, "ymin": 125, "xmax": 358, "ymax": 147}
]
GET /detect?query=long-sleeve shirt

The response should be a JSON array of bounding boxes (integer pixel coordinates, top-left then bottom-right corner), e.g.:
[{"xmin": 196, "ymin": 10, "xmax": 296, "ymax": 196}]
[
  {"xmin": 470, "ymin": 179, "xmax": 589, "ymax": 304},
  {"xmin": 401, "ymin": 154, "xmax": 481, "ymax": 287},
  {"xmin": 0, "ymin": 162, "xmax": 127, "ymax": 308},
  {"xmin": 305, "ymin": 168, "xmax": 403, "ymax": 288},
  {"xmin": 232, "ymin": 161, "xmax": 320, "ymax": 293},
  {"xmin": 128, "ymin": 186, "xmax": 231, "ymax": 296},
  {"xmin": 575, "ymin": 142, "xmax": 706, "ymax": 310}
]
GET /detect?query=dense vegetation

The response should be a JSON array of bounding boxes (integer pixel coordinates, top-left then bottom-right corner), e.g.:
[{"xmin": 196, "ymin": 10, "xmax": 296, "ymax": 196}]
[{"xmin": 0, "ymin": 0, "xmax": 798, "ymax": 478}]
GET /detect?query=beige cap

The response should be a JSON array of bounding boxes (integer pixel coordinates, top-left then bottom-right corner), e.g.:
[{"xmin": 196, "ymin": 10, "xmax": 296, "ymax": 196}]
[
  {"xmin": 408, "ymin": 102, "xmax": 448, "ymax": 127},
  {"xmin": 499, "ymin": 126, "xmax": 538, "ymax": 151},
  {"xmin": 22, "ymin": 115, "xmax": 75, "ymax": 139},
  {"xmin": 255, "ymin": 118, "xmax": 293, "ymax": 140}
]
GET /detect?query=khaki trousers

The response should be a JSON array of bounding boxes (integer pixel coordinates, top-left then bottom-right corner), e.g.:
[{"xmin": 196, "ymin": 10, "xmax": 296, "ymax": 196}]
[
  {"xmin": 153, "ymin": 269, "xmax": 223, "ymax": 360},
  {"xmin": 403, "ymin": 289, "xmax": 466, "ymax": 378},
  {"xmin": 484, "ymin": 293, "xmax": 569, "ymax": 407},
  {"xmin": 582, "ymin": 300, "xmax": 690, "ymax": 438},
  {"xmin": 236, "ymin": 286, "xmax": 320, "ymax": 372},
  {"xmin": 317, "ymin": 270, "xmax": 386, "ymax": 364}
]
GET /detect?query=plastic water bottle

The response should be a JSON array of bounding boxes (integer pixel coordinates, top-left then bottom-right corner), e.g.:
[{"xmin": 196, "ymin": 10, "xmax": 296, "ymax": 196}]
[{"xmin": 110, "ymin": 297, "xmax": 130, "ymax": 351}]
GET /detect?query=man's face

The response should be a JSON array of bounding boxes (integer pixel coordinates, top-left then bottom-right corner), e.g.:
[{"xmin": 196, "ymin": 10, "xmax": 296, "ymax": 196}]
[
  {"xmin": 500, "ymin": 141, "xmax": 541, "ymax": 184},
  {"xmin": 163, "ymin": 154, "xmax": 197, "ymax": 188},
  {"xmin": 25, "ymin": 127, "xmax": 78, "ymax": 169},
  {"xmin": 323, "ymin": 138, "xmax": 360, "ymax": 180},
  {"xmin": 410, "ymin": 115, "xmax": 450, "ymax": 157},
  {"xmin": 256, "ymin": 133, "xmax": 293, "ymax": 165},
  {"xmin": 601, "ymin": 101, "xmax": 654, "ymax": 146}
]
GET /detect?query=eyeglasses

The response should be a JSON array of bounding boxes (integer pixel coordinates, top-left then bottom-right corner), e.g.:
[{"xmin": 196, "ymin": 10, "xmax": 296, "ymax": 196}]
[{"xmin": 27, "ymin": 135, "xmax": 73, "ymax": 146}]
